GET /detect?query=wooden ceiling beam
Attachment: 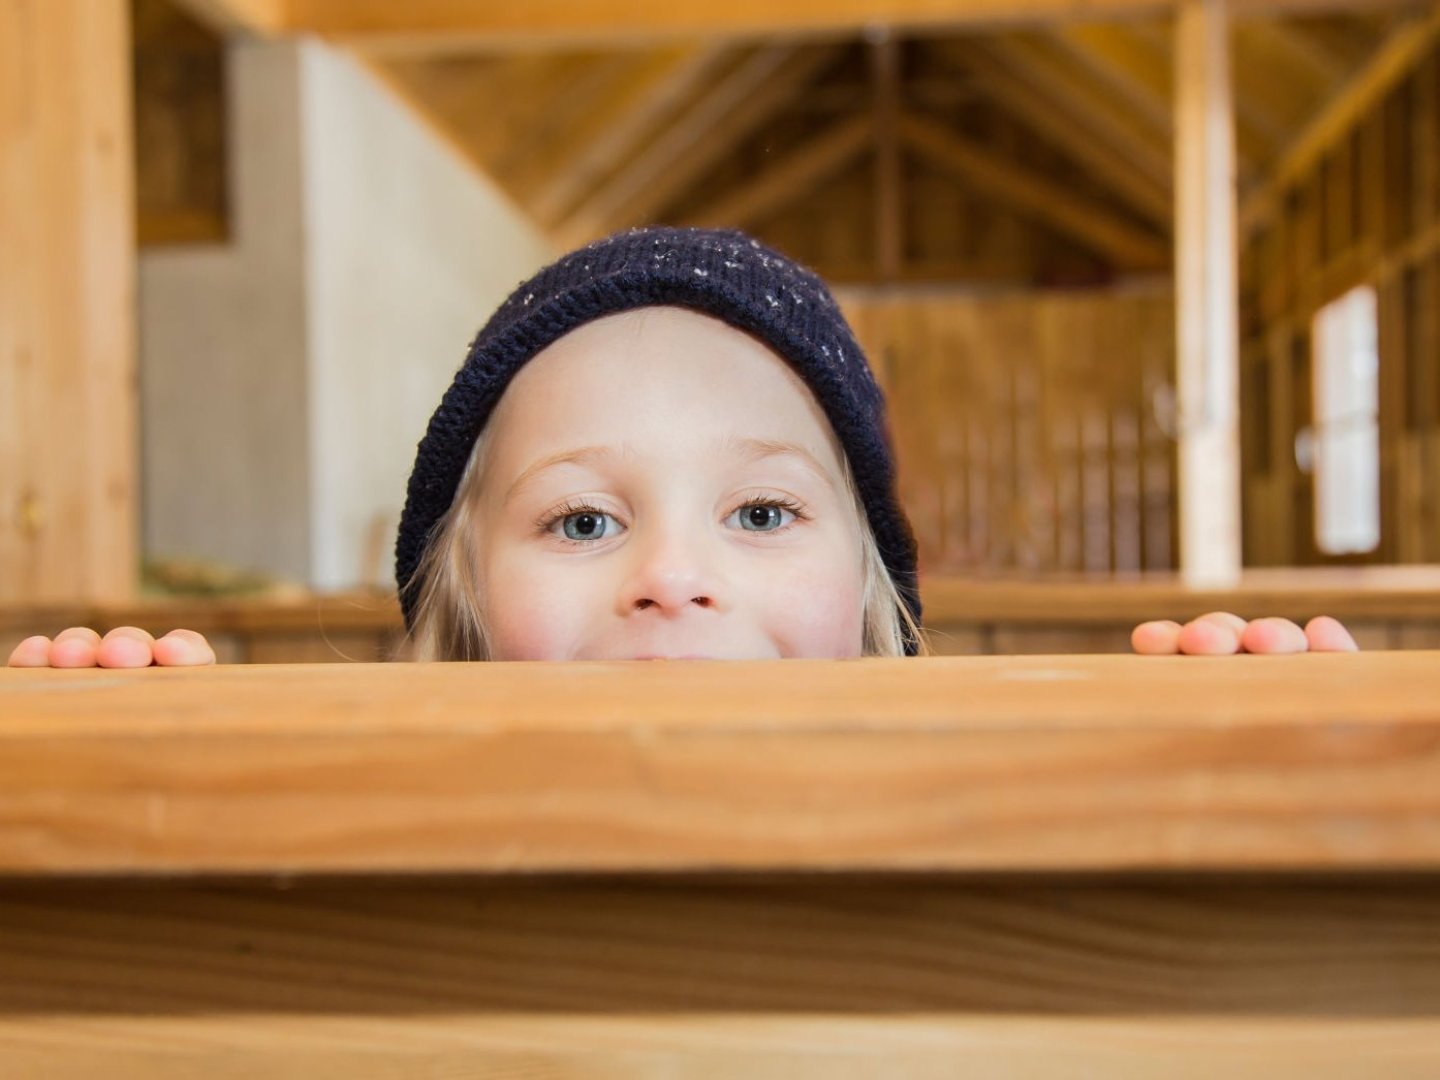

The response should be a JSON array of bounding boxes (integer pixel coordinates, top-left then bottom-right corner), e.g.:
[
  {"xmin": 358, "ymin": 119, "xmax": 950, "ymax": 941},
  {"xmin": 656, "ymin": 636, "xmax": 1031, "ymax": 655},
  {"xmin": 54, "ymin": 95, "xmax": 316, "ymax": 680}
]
[
  {"xmin": 1046, "ymin": 23, "xmax": 1174, "ymax": 134},
  {"xmin": 559, "ymin": 45, "xmax": 840, "ymax": 243},
  {"xmin": 683, "ymin": 113, "xmax": 873, "ymax": 230},
  {"xmin": 979, "ymin": 36, "xmax": 1174, "ymax": 191},
  {"xmin": 899, "ymin": 112, "xmax": 1170, "ymax": 269},
  {"xmin": 870, "ymin": 36, "xmax": 905, "ymax": 280},
  {"xmin": 279, "ymin": 0, "xmax": 1419, "ymax": 52},
  {"xmin": 1241, "ymin": 4, "xmax": 1440, "ymax": 238},
  {"xmin": 166, "ymin": 0, "xmax": 286, "ymax": 35},
  {"xmin": 526, "ymin": 45, "xmax": 732, "ymax": 227},
  {"xmin": 952, "ymin": 42, "xmax": 1173, "ymax": 229}
]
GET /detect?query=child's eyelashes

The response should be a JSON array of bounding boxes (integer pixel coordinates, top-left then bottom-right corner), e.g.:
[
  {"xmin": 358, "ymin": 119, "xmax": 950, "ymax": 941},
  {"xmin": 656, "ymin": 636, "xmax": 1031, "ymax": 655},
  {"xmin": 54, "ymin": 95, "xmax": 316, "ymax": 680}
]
[
  {"xmin": 538, "ymin": 501, "xmax": 624, "ymax": 543},
  {"xmin": 725, "ymin": 496, "xmax": 807, "ymax": 533},
  {"xmin": 536, "ymin": 495, "xmax": 809, "ymax": 545}
]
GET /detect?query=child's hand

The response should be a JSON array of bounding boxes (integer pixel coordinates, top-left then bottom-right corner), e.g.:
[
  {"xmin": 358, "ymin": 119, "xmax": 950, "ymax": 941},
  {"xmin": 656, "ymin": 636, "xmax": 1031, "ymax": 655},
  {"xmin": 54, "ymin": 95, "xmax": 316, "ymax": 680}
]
[
  {"xmin": 1131, "ymin": 612, "xmax": 1358, "ymax": 655},
  {"xmin": 7, "ymin": 627, "xmax": 216, "ymax": 668}
]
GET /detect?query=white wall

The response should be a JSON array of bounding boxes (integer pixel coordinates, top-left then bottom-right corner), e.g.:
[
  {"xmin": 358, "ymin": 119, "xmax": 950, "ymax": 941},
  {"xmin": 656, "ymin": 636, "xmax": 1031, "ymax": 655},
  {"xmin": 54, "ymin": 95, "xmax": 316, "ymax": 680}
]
[
  {"xmin": 139, "ymin": 41, "xmax": 312, "ymax": 582},
  {"xmin": 300, "ymin": 45, "xmax": 555, "ymax": 589},
  {"xmin": 138, "ymin": 38, "xmax": 554, "ymax": 589}
]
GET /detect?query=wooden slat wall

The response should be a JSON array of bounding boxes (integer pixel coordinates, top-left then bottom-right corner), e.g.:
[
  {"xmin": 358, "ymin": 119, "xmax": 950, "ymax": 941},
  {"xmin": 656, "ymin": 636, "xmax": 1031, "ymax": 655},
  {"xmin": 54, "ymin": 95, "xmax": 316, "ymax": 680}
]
[
  {"xmin": 1241, "ymin": 37, "xmax": 1440, "ymax": 566},
  {"xmin": 843, "ymin": 287, "xmax": 1176, "ymax": 576}
]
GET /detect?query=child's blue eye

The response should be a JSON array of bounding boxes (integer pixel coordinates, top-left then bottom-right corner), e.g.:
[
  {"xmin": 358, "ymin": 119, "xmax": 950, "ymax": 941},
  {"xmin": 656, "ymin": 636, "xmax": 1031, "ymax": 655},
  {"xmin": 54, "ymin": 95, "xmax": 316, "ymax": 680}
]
[
  {"xmin": 559, "ymin": 511, "xmax": 618, "ymax": 541},
  {"xmin": 732, "ymin": 503, "xmax": 795, "ymax": 532}
]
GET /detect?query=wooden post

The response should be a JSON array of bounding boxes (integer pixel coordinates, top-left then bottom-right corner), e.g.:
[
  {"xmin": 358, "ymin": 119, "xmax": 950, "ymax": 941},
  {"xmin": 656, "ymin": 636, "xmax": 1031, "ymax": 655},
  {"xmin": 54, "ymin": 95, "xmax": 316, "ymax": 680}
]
[
  {"xmin": 870, "ymin": 31, "xmax": 903, "ymax": 282},
  {"xmin": 1174, "ymin": 0, "xmax": 1241, "ymax": 586},
  {"xmin": 0, "ymin": 0, "xmax": 137, "ymax": 604}
]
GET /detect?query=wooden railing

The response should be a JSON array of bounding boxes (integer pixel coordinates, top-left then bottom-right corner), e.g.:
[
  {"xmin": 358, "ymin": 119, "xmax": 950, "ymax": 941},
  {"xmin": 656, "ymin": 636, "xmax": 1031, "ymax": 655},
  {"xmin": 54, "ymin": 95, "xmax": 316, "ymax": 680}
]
[
  {"xmin": 2, "ymin": 653, "xmax": 1439, "ymax": 1075},
  {"xmin": 3, "ymin": 652, "xmax": 1439, "ymax": 875},
  {"xmin": 4, "ymin": 566, "xmax": 1440, "ymax": 662}
]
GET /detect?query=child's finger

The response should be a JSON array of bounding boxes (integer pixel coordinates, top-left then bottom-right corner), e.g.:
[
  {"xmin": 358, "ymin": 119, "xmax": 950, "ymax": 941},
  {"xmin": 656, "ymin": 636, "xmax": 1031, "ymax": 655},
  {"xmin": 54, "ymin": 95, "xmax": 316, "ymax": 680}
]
[
  {"xmin": 97, "ymin": 627, "xmax": 157, "ymax": 669},
  {"xmin": 152, "ymin": 629, "xmax": 217, "ymax": 667},
  {"xmin": 1131, "ymin": 620, "xmax": 1182, "ymax": 654},
  {"xmin": 1176, "ymin": 612, "xmax": 1246, "ymax": 655},
  {"xmin": 1239, "ymin": 616, "xmax": 1309, "ymax": 654},
  {"xmin": 7, "ymin": 635, "xmax": 54, "ymax": 667},
  {"xmin": 1304, "ymin": 615, "xmax": 1359, "ymax": 652},
  {"xmin": 49, "ymin": 627, "xmax": 103, "ymax": 668}
]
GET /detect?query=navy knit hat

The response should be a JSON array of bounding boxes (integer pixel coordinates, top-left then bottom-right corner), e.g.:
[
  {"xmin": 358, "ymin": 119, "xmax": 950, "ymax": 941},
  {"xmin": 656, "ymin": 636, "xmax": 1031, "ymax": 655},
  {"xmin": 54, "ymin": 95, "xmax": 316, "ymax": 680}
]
[{"xmin": 396, "ymin": 226, "xmax": 921, "ymax": 651}]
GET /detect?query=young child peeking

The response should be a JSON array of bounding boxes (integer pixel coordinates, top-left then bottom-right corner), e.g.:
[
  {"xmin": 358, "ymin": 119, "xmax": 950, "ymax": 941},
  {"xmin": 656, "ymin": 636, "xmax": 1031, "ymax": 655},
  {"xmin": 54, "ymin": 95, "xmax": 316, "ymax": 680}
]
[{"xmin": 9, "ymin": 226, "xmax": 1358, "ymax": 668}]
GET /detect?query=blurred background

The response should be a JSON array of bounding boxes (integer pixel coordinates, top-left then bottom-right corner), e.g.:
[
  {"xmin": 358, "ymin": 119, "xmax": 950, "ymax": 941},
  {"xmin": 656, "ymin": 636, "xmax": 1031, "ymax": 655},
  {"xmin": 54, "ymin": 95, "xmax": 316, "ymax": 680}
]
[{"xmin": 3, "ymin": 0, "xmax": 1439, "ymax": 657}]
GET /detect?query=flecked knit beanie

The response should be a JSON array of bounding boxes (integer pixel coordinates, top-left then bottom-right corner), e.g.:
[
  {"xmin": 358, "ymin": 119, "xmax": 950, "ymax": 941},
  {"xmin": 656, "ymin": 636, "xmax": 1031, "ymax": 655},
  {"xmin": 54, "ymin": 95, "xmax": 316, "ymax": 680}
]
[{"xmin": 395, "ymin": 225, "xmax": 921, "ymax": 651}]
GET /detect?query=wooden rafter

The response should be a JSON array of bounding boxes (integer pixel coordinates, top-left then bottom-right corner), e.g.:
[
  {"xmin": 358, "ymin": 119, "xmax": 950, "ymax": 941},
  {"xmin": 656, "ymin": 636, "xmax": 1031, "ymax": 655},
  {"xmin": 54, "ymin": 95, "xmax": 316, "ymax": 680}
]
[
  {"xmin": 871, "ymin": 36, "xmax": 904, "ymax": 280},
  {"xmin": 559, "ymin": 45, "xmax": 839, "ymax": 243},
  {"xmin": 525, "ymin": 45, "xmax": 732, "ymax": 227},
  {"xmin": 951, "ymin": 42, "xmax": 1173, "ymax": 229},
  {"xmin": 1238, "ymin": 16, "xmax": 1349, "ymax": 89},
  {"xmin": 1241, "ymin": 4, "xmax": 1440, "ymax": 237},
  {"xmin": 271, "ymin": 0, "xmax": 1421, "ymax": 51},
  {"xmin": 980, "ymin": 36, "xmax": 1173, "ymax": 192},
  {"xmin": 1046, "ymin": 23, "xmax": 1173, "ymax": 135},
  {"xmin": 1121, "ymin": 21, "xmax": 1272, "ymax": 180},
  {"xmin": 683, "ymin": 113, "xmax": 872, "ymax": 229},
  {"xmin": 899, "ymin": 112, "xmax": 1170, "ymax": 269},
  {"xmin": 166, "ymin": 0, "xmax": 285, "ymax": 35}
]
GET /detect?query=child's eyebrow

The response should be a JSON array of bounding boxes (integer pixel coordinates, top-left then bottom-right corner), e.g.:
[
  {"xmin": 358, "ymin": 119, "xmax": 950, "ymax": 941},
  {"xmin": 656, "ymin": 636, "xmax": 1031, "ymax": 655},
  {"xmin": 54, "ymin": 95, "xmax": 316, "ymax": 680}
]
[
  {"xmin": 726, "ymin": 437, "xmax": 839, "ymax": 488},
  {"xmin": 505, "ymin": 438, "xmax": 839, "ymax": 505},
  {"xmin": 505, "ymin": 446, "xmax": 618, "ymax": 504}
]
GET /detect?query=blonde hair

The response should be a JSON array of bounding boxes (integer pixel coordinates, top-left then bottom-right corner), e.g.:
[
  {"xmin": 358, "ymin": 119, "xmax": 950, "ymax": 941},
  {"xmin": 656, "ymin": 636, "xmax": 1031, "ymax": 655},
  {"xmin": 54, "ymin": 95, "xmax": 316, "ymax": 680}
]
[{"xmin": 404, "ymin": 430, "xmax": 926, "ymax": 661}]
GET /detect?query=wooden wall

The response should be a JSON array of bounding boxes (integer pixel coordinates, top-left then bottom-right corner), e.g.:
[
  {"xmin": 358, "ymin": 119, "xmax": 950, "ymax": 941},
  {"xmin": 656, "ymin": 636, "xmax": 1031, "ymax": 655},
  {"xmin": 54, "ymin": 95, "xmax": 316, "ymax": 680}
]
[
  {"xmin": 1241, "ymin": 35, "xmax": 1440, "ymax": 567},
  {"xmin": 843, "ymin": 287, "xmax": 1176, "ymax": 577}
]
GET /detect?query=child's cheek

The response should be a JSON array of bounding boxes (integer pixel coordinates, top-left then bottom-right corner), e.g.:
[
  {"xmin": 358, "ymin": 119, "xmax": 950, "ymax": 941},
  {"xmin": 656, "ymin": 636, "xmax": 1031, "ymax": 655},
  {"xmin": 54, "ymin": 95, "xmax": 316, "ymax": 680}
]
[
  {"xmin": 763, "ymin": 560, "xmax": 866, "ymax": 659},
  {"xmin": 484, "ymin": 588, "xmax": 580, "ymax": 661}
]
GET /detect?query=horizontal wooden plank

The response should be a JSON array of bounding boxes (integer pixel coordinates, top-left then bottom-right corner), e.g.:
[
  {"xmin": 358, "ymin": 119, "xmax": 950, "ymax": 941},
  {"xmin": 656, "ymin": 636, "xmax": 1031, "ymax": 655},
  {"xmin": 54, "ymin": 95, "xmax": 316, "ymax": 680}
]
[
  {"xmin": 922, "ymin": 567, "xmax": 1440, "ymax": 622},
  {"xmin": 280, "ymin": 0, "xmax": 1420, "ymax": 51},
  {"xmin": 0, "ymin": 652, "xmax": 1437, "ymax": 875},
  {"xmin": 0, "ymin": 878, "xmax": 1438, "ymax": 1077},
  {"xmin": 6, "ymin": 567, "xmax": 1440, "ymax": 643}
]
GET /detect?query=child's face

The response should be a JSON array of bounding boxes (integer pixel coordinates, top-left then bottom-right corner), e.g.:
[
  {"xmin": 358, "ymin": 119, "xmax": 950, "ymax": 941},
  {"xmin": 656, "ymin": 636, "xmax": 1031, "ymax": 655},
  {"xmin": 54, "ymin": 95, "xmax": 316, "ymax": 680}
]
[{"xmin": 470, "ymin": 307, "xmax": 867, "ymax": 661}]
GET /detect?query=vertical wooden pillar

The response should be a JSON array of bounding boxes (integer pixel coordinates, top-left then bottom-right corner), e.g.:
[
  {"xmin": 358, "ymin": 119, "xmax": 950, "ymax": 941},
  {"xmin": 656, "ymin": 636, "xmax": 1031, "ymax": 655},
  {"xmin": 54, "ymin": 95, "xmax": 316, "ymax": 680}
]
[
  {"xmin": 0, "ymin": 0, "xmax": 137, "ymax": 604},
  {"xmin": 869, "ymin": 32, "xmax": 903, "ymax": 282},
  {"xmin": 1174, "ymin": 0, "xmax": 1241, "ymax": 585}
]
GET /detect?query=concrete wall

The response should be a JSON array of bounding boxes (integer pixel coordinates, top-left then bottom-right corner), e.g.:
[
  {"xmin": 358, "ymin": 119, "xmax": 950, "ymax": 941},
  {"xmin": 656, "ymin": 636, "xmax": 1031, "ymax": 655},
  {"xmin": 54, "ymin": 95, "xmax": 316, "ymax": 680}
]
[{"xmin": 138, "ymin": 39, "xmax": 553, "ymax": 590}]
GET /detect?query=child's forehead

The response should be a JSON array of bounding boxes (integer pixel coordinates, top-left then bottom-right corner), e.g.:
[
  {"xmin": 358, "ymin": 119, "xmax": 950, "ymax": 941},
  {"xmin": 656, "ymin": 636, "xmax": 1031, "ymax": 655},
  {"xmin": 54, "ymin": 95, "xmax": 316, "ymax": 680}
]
[
  {"xmin": 545, "ymin": 305, "xmax": 762, "ymax": 348},
  {"xmin": 485, "ymin": 306, "xmax": 846, "ymax": 462},
  {"xmin": 516, "ymin": 305, "xmax": 809, "ymax": 388}
]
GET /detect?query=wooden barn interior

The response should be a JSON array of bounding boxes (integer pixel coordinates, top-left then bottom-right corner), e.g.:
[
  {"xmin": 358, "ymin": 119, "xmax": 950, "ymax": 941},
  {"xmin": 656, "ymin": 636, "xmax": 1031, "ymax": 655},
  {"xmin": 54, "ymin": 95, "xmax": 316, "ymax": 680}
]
[
  {"xmin": 3, "ymin": 4, "xmax": 1440, "ymax": 1076},
  {"xmin": 3, "ymin": 0, "xmax": 1439, "ymax": 656}
]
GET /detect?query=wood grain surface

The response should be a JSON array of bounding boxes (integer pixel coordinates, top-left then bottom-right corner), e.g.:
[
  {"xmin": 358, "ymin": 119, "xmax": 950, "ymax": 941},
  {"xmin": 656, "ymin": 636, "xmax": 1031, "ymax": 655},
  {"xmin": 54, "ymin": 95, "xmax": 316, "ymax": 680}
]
[
  {"xmin": 0, "ymin": 877, "xmax": 1437, "ymax": 1077},
  {"xmin": 1, "ymin": 652, "xmax": 1437, "ymax": 875}
]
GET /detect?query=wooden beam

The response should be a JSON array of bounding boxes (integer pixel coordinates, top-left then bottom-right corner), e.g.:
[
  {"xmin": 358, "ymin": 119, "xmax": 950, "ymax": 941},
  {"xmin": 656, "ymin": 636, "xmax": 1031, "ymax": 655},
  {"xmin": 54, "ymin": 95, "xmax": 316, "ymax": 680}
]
[
  {"xmin": 559, "ymin": 45, "xmax": 839, "ymax": 243},
  {"xmin": 952, "ymin": 42, "xmax": 1173, "ymax": 229},
  {"xmin": 1174, "ymin": 0, "xmax": 1241, "ymax": 586},
  {"xmin": 280, "ymin": 0, "xmax": 1423, "ymax": 52},
  {"xmin": 527, "ymin": 45, "xmax": 732, "ymax": 228},
  {"xmin": 683, "ymin": 113, "xmax": 872, "ymax": 229},
  {"xmin": 900, "ymin": 113, "xmax": 1170, "ymax": 269},
  {"xmin": 3, "ymin": 652, "xmax": 1440, "ymax": 874},
  {"xmin": 166, "ymin": 0, "xmax": 286, "ymax": 36},
  {"xmin": 871, "ymin": 35, "xmax": 904, "ymax": 281},
  {"xmin": 1047, "ymin": 23, "xmax": 1174, "ymax": 135},
  {"xmin": 1241, "ymin": 5, "xmax": 1440, "ymax": 238},
  {"xmin": 981, "ymin": 35, "xmax": 1174, "ymax": 192},
  {"xmin": 0, "ymin": 0, "xmax": 137, "ymax": 604}
]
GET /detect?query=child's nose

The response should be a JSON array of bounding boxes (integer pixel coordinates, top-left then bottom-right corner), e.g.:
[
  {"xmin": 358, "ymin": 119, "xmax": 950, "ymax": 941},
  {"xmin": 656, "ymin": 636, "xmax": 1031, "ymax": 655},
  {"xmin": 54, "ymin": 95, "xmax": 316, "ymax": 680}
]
[{"xmin": 617, "ymin": 527, "xmax": 722, "ymax": 616}]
